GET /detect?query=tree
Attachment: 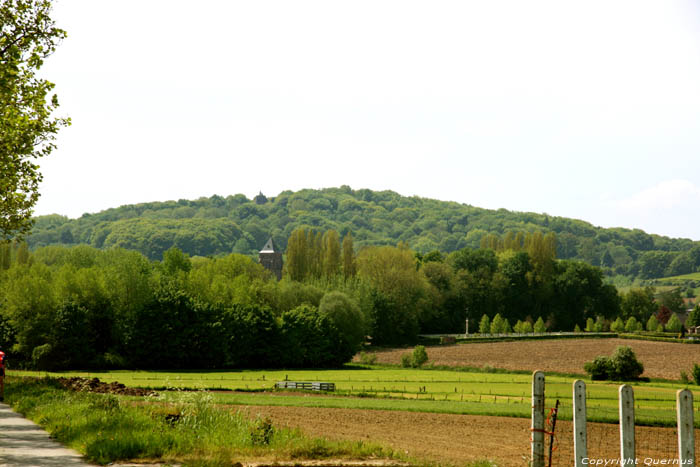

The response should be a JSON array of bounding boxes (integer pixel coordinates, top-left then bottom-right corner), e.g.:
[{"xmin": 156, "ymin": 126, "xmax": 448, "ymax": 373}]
[
  {"xmin": 533, "ymin": 316, "xmax": 547, "ymax": 333},
  {"xmin": 624, "ymin": 317, "xmax": 641, "ymax": 333},
  {"xmin": 610, "ymin": 317, "xmax": 625, "ymax": 333},
  {"xmin": 665, "ymin": 314, "xmax": 683, "ymax": 333},
  {"xmin": 657, "ymin": 289, "xmax": 685, "ymax": 314},
  {"xmin": 490, "ymin": 313, "xmax": 504, "ymax": 334},
  {"xmin": 318, "ymin": 291, "xmax": 364, "ymax": 361},
  {"xmin": 322, "ymin": 230, "xmax": 341, "ymax": 278},
  {"xmin": 341, "ymin": 232, "xmax": 356, "ymax": 278},
  {"xmin": 478, "ymin": 314, "xmax": 490, "ymax": 334},
  {"xmin": 646, "ymin": 314, "xmax": 660, "ymax": 332},
  {"xmin": 1, "ymin": 0, "xmax": 70, "ymax": 240},
  {"xmin": 620, "ymin": 287, "xmax": 657, "ymax": 322},
  {"xmin": 686, "ymin": 305, "xmax": 700, "ymax": 328}
]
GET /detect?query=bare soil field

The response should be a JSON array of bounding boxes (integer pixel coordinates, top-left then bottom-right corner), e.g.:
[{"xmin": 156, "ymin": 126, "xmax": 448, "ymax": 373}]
[
  {"xmin": 243, "ymin": 405, "xmax": 695, "ymax": 466},
  {"xmin": 366, "ymin": 338, "xmax": 700, "ymax": 380}
]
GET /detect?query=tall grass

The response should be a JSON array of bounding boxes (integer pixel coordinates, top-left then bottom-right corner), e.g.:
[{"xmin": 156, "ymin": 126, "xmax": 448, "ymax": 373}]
[{"xmin": 6, "ymin": 376, "xmax": 403, "ymax": 466}]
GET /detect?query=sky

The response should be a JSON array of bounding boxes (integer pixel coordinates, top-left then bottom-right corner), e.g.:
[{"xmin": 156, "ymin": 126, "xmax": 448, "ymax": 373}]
[{"xmin": 33, "ymin": 0, "xmax": 700, "ymax": 240}]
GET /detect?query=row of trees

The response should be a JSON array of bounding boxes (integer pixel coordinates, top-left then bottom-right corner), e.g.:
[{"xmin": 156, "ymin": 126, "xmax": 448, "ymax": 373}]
[{"xmin": 2, "ymin": 225, "xmax": 694, "ymax": 370}]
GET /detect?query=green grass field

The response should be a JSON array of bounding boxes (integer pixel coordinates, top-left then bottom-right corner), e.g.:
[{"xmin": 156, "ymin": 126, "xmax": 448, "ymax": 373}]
[{"xmin": 12, "ymin": 365, "xmax": 700, "ymax": 427}]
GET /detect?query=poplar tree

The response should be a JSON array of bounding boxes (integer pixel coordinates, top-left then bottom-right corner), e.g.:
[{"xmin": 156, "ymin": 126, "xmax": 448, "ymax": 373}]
[
  {"xmin": 285, "ymin": 228, "xmax": 308, "ymax": 281},
  {"xmin": 322, "ymin": 230, "xmax": 341, "ymax": 278},
  {"xmin": 341, "ymin": 232, "xmax": 356, "ymax": 278}
]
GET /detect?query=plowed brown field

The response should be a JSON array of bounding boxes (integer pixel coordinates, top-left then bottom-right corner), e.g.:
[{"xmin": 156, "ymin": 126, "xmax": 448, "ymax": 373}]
[
  {"xmin": 363, "ymin": 338, "xmax": 700, "ymax": 380},
  {"xmin": 243, "ymin": 405, "xmax": 697, "ymax": 466}
]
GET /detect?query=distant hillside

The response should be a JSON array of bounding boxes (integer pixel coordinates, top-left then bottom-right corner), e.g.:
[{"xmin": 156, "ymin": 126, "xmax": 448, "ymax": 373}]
[{"xmin": 28, "ymin": 186, "xmax": 700, "ymax": 280}]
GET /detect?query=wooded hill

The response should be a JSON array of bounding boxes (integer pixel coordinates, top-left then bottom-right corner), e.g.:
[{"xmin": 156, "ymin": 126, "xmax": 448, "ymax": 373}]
[{"xmin": 28, "ymin": 186, "xmax": 700, "ymax": 280}]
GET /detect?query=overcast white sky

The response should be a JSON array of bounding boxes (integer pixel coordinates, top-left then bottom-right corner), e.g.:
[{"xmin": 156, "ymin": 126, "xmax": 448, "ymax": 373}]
[{"xmin": 34, "ymin": 0, "xmax": 700, "ymax": 240}]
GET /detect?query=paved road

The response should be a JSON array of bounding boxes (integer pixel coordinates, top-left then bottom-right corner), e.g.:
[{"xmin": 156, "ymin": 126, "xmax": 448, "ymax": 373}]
[{"xmin": 0, "ymin": 402, "xmax": 94, "ymax": 466}]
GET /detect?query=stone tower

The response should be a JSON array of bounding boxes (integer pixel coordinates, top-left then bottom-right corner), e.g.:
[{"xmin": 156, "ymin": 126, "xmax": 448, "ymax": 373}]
[{"xmin": 258, "ymin": 237, "xmax": 283, "ymax": 280}]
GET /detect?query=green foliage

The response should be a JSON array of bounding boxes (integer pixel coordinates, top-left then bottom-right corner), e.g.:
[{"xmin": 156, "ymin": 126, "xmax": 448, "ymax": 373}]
[
  {"xmin": 585, "ymin": 317, "xmax": 595, "ymax": 332},
  {"xmin": 490, "ymin": 314, "xmax": 504, "ymax": 334},
  {"xmin": 665, "ymin": 314, "xmax": 683, "ymax": 333},
  {"xmin": 24, "ymin": 187, "xmax": 700, "ymax": 282},
  {"xmin": 1, "ymin": 0, "xmax": 70, "ymax": 240},
  {"xmin": 6, "ymin": 378, "xmax": 397, "ymax": 465},
  {"xmin": 318, "ymin": 291, "xmax": 364, "ymax": 359},
  {"xmin": 249, "ymin": 416, "xmax": 275, "ymax": 446},
  {"xmin": 411, "ymin": 345, "xmax": 429, "ymax": 367},
  {"xmin": 610, "ymin": 317, "xmax": 625, "ymax": 333},
  {"xmin": 658, "ymin": 288, "xmax": 685, "ymax": 314},
  {"xmin": 624, "ymin": 317, "xmax": 641, "ymax": 333},
  {"xmin": 574, "ymin": 324, "xmax": 582, "ymax": 333},
  {"xmin": 478, "ymin": 314, "xmax": 490, "ymax": 334},
  {"xmin": 533, "ymin": 317, "xmax": 547, "ymax": 333},
  {"xmin": 584, "ymin": 346, "xmax": 644, "ymax": 381},
  {"xmin": 687, "ymin": 305, "xmax": 700, "ymax": 328},
  {"xmin": 358, "ymin": 352, "xmax": 377, "ymax": 365},
  {"xmin": 693, "ymin": 364, "xmax": 700, "ymax": 385},
  {"xmin": 593, "ymin": 315, "xmax": 606, "ymax": 332},
  {"xmin": 400, "ymin": 345, "xmax": 429, "ymax": 368},
  {"xmin": 584, "ymin": 356, "xmax": 613, "ymax": 381},
  {"xmin": 646, "ymin": 314, "xmax": 661, "ymax": 332},
  {"xmin": 620, "ymin": 287, "xmax": 657, "ymax": 322}
]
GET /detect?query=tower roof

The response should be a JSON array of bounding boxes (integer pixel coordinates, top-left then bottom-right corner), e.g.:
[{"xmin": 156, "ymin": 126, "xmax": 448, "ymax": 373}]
[{"xmin": 259, "ymin": 237, "xmax": 278, "ymax": 253}]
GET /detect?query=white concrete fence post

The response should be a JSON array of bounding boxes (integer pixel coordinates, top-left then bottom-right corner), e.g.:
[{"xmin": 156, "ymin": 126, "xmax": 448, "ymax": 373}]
[
  {"xmin": 534, "ymin": 373, "xmax": 697, "ymax": 463},
  {"xmin": 531, "ymin": 370, "xmax": 546, "ymax": 467},
  {"xmin": 677, "ymin": 388, "xmax": 695, "ymax": 464},
  {"xmin": 573, "ymin": 380, "xmax": 587, "ymax": 467},
  {"xmin": 619, "ymin": 384, "xmax": 635, "ymax": 464}
]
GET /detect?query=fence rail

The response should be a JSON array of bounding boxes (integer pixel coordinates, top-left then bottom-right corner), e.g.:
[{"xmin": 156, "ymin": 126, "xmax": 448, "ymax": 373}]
[{"xmin": 275, "ymin": 381, "xmax": 335, "ymax": 391}]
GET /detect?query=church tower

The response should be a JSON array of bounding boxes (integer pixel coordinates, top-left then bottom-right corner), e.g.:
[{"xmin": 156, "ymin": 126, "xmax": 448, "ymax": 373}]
[{"xmin": 258, "ymin": 237, "xmax": 283, "ymax": 280}]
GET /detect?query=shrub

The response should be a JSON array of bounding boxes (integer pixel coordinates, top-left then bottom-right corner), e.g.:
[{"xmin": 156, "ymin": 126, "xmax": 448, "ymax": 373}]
[
  {"xmin": 521, "ymin": 320, "xmax": 533, "ymax": 333},
  {"xmin": 584, "ymin": 346, "xmax": 644, "ymax": 381},
  {"xmin": 358, "ymin": 351, "xmax": 377, "ymax": 365},
  {"xmin": 584, "ymin": 356, "xmax": 612, "ymax": 380},
  {"xmin": 692, "ymin": 364, "xmax": 700, "ymax": 385},
  {"xmin": 585, "ymin": 317, "xmax": 595, "ymax": 332},
  {"xmin": 610, "ymin": 346, "xmax": 644, "ymax": 380},
  {"xmin": 411, "ymin": 345, "xmax": 429, "ymax": 367},
  {"xmin": 574, "ymin": 324, "xmax": 582, "ymax": 333},
  {"xmin": 400, "ymin": 346, "xmax": 429, "ymax": 368},
  {"xmin": 249, "ymin": 416, "xmax": 275, "ymax": 446}
]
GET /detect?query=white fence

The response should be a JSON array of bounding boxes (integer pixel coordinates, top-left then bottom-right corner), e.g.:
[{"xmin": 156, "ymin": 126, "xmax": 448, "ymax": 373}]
[{"xmin": 531, "ymin": 370, "xmax": 695, "ymax": 467}]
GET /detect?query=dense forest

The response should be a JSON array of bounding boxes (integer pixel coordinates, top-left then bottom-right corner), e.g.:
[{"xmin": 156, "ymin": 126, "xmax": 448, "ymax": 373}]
[{"xmin": 27, "ymin": 187, "xmax": 700, "ymax": 281}]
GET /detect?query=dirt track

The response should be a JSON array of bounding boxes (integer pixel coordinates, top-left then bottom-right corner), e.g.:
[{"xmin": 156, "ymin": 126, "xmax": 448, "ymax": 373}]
[
  {"xmin": 242, "ymin": 405, "xmax": 695, "ymax": 466},
  {"xmin": 363, "ymin": 338, "xmax": 700, "ymax": 380}
]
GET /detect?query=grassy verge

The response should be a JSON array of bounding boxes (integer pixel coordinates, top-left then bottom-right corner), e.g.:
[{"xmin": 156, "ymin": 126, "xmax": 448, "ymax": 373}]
[
  {"xmin": 5, "ymin": 376, "xmax": 407, "ymax": 466},
  {"xmin": 12, "ymin": 366, "xmax": 700, "ymax": 428}
]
